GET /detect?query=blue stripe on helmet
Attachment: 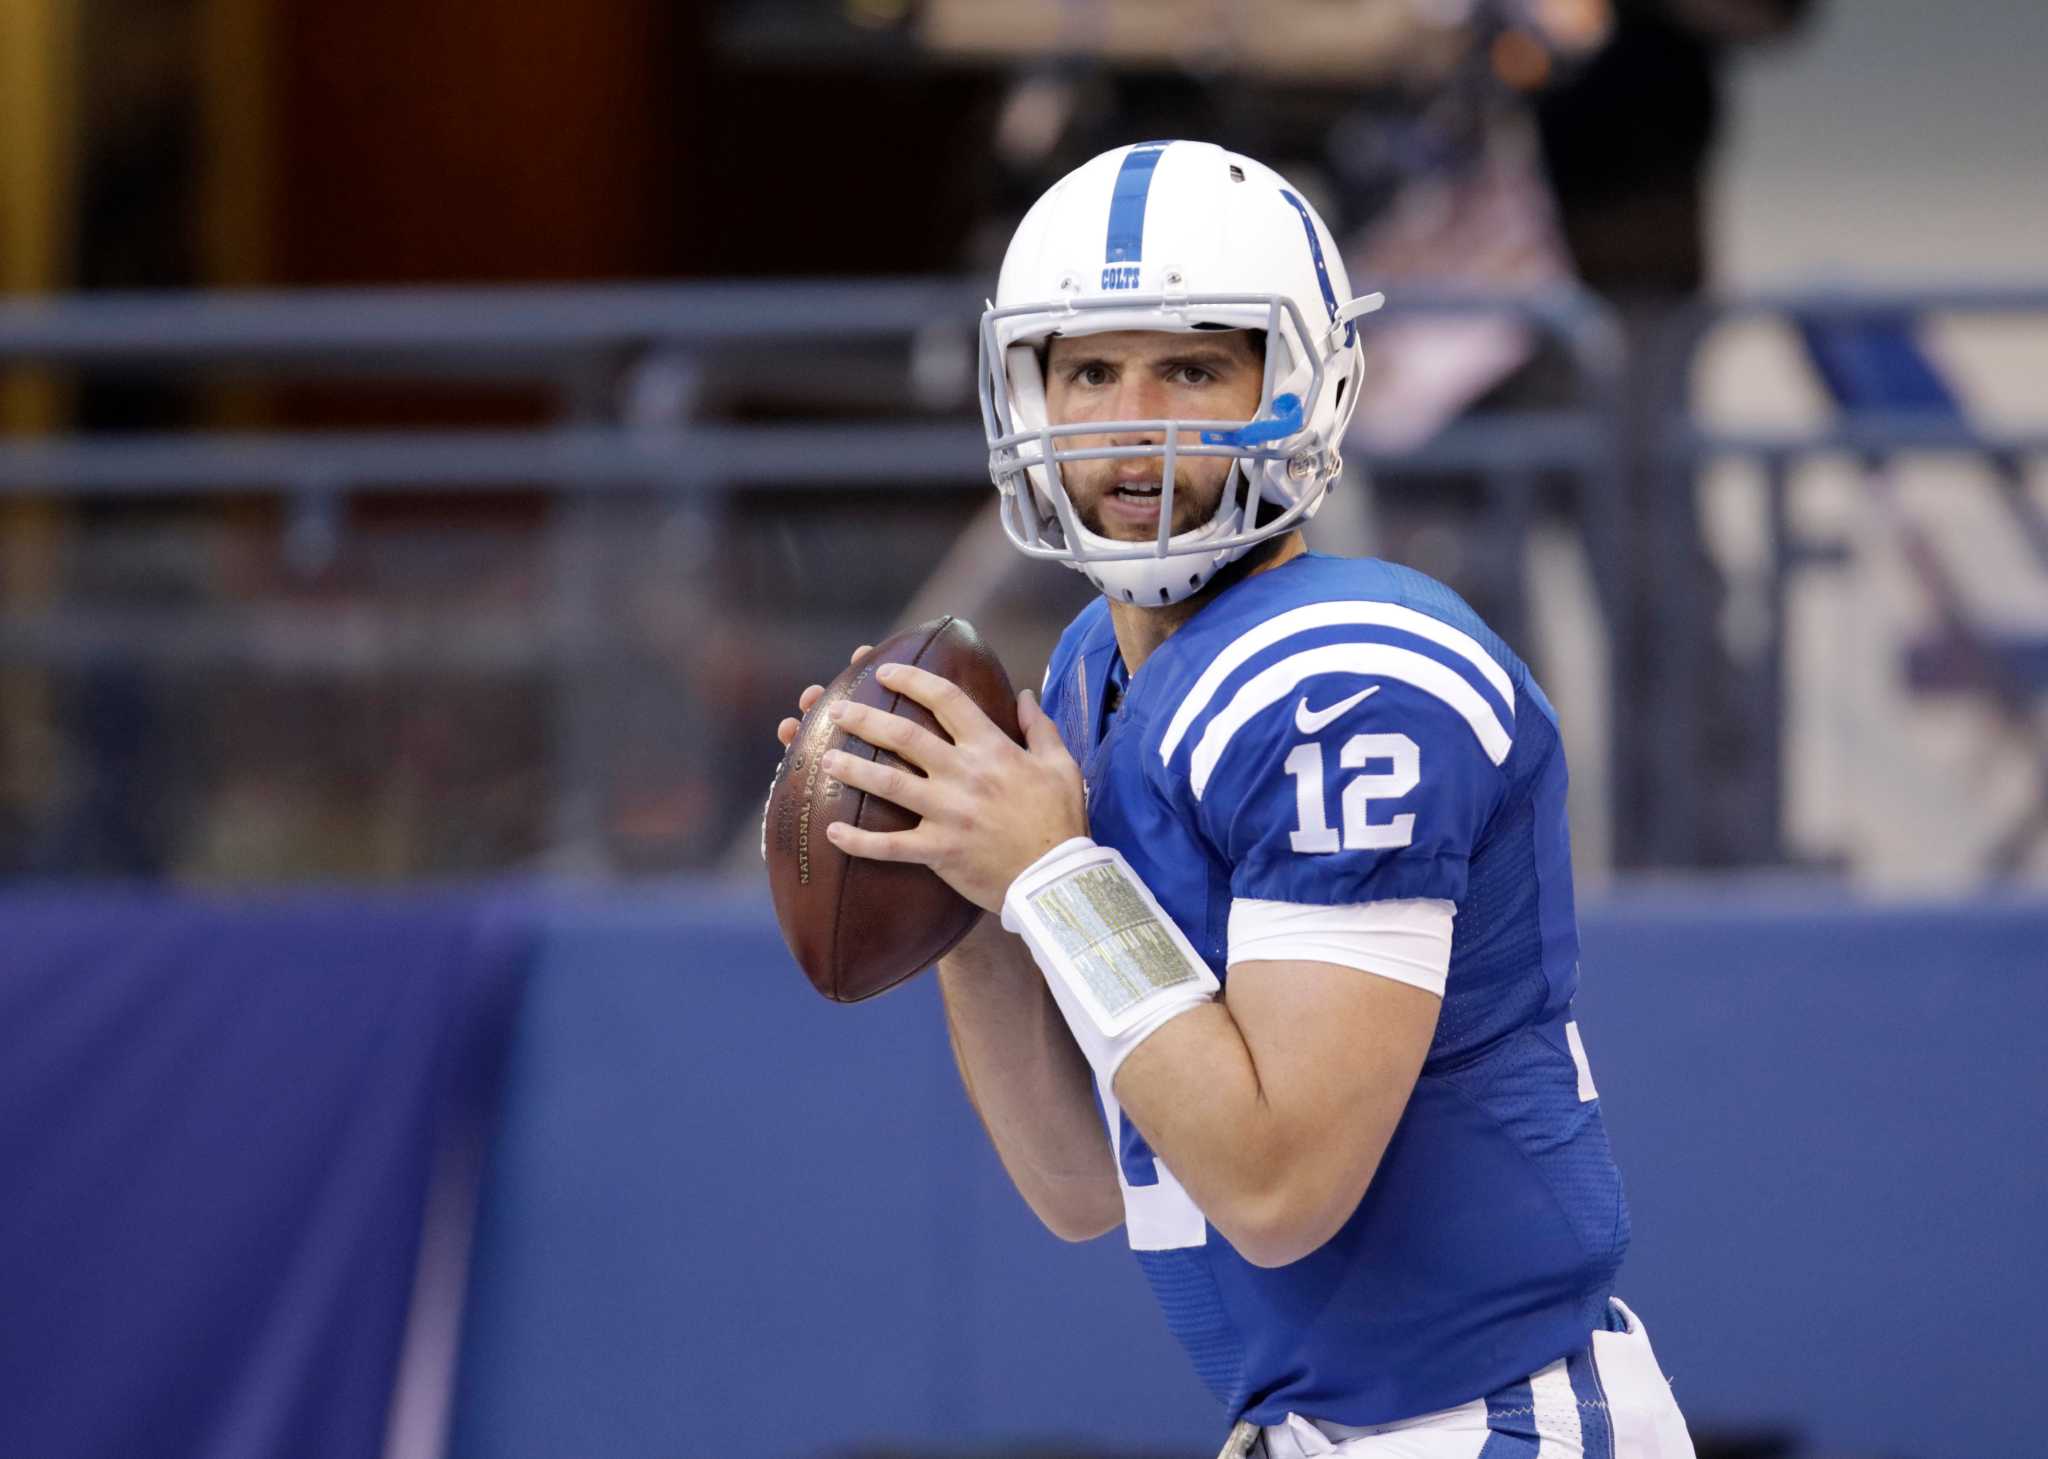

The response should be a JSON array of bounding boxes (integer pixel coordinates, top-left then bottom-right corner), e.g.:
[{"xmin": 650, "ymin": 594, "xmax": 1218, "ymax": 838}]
[
  {"xmin": 1278, "ymin": 188, "xmax": 1352, "ymax": 345},
  {"xmin": 1105, "ymin": 142, "xmax": 1171, "ymax": 264}
]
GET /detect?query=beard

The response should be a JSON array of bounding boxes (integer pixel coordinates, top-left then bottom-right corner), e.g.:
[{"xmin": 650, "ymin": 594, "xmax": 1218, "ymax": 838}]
[{"xmin": 1074, "ymin": 468, "xmax": 1227, "ymax": 541}]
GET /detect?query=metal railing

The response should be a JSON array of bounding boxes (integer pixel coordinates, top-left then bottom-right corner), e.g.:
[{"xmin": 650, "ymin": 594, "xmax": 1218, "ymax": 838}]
[
  {"xmin": 2, "ymin": 278, "xmax": 2041, "ymax": 877},
  {"xmin": 1647, "ymin": 287, "xmax": 2048, "ymax": 874}
]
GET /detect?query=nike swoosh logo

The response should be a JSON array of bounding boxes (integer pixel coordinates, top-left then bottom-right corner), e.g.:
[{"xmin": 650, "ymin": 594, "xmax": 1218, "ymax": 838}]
[{"xmin": 1294, "ymin": 685, "xmax": 1380, "ymax": 735}]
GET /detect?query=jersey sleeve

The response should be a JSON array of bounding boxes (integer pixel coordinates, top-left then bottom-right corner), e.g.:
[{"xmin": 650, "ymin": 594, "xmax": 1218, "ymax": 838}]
[{"xmin": 1170, "ymin": 662, "xmax": 1510, "ymax": 909}]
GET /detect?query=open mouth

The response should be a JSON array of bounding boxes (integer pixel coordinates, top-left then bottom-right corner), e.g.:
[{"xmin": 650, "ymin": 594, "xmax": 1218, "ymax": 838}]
[{"xmin": 1093, "ymin": 480, "xmax": 1175, "ymax": 537}]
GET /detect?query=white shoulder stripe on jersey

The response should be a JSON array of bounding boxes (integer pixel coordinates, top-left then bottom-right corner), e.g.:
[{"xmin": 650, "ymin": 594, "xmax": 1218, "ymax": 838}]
[
  {"xmin": 1159, "ymin": 600, "xmax": 1514, "ymax": 765},
  {"xmin": 1188, "ymin": 642, "xmax": 1512, "ymax": 798}
]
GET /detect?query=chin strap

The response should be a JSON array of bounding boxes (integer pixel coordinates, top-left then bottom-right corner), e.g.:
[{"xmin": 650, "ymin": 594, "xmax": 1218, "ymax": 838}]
[{"xmin": 1328, "ymin": 290, "xmax": 1386, "ymax": 351}]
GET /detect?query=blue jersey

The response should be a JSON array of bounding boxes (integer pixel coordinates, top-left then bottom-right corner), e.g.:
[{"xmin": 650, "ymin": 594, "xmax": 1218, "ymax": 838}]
[{"xmin": 1037, "ymin": 552, "xmax": 1628, "ymax": 1428}]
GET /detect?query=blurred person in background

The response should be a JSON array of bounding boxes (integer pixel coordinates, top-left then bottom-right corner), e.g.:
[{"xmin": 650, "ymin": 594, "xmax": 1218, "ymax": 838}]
[
  {"xmin": 1544, "ymin": 0, "xmax": 1817, "ymax": 868},
  {"xmin": 1539, "ymin": 0, "xmax": 1818, "ymax": 302},
  {"xmin": 1350, "ymin": 0, "xmax": 1817, "ymax": 867},
  {"xmin": 1343, "ymin": 0, "xmax": 1819, "ymax": 504}
]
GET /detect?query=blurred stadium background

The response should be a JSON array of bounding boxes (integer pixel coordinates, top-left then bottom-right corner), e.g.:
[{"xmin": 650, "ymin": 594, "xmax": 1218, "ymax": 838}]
[{"xmin": 1, "ymin": 1, "xmax": 2043, "ymax": 1457}]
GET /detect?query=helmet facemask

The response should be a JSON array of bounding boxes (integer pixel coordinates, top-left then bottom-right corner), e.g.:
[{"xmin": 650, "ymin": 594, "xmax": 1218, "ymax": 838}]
[{"xmin": 978, "ymin": 291, "xmax": 1357, "ymax": 606}]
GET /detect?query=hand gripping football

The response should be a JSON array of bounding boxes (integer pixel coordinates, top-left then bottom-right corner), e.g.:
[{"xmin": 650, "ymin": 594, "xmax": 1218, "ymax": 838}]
[{"xmin": 765, "ymin": 616, "xmax": 1022, "ymax": 1002}]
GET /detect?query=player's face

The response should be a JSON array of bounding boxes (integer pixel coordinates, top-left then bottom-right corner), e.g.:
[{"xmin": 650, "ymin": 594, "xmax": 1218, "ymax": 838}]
[{"xmin": 1042, "ymin": 330, "xmax": 1264, "ymax": 542}]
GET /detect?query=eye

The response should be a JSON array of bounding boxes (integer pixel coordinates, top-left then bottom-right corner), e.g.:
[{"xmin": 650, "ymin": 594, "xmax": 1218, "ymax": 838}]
[
  {"xmin": 1171, "ymin": 364, "xmax": 1216, "ymax": 385},
  {"xmin": 1071, "ymin": 362, "xmax": 1113, "ymax": 387}
]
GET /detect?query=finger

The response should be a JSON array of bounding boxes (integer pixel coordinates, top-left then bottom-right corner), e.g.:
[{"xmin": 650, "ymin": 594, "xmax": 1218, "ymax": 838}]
[
  {"xmin": 777, "ymin": 716, "xmax": 801, "ymax": 747},
  {"xmin": 826, "ymin": 698, "xmax": 956, "ymax": 771},
  {"xmin": 821, "ymin": 746, "xmax": 936, "ymax": 817},
  {"xmin": 873, "ymin": 662, "xmax": 996, "ymax": 745},
  {"xmin": 797, "ymin": 683, "xmax": 826, "ymax": 715},
  {"xmin": 823, "ymin": 818, "xmax": 926, "ymax": 864},
  {"xmin": 850, "ymin": 643, "xmax": 874, "ymax": 666},
  {"xmin": 1018, "ymin": 689, "xmax": 1068, "ymax": 759}
]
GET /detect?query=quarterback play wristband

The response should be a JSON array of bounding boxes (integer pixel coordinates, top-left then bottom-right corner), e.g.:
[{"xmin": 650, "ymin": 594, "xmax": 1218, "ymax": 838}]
[{"xmin": 1001, "ymin": 837, "xmax": 1219, "ymax": 1083}]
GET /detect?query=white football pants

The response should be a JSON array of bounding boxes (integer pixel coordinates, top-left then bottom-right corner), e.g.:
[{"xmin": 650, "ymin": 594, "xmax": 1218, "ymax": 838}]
[{"xmin": 1254, "ymin": 1299, "xmax": 1696, "ymax": 1459}]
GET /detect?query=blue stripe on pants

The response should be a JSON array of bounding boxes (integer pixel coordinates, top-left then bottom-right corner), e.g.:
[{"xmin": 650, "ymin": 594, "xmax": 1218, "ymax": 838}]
[
  {"xmin": 1567, "ymin": 1346, "xmax": 1614, "ymax": 1459},
  {"xmin": 1478, "ymin": 1376, "xmax": 1540, "ymax": 1457}
]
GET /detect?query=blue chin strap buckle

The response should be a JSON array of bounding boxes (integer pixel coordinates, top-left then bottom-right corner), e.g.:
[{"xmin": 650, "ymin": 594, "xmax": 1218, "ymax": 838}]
[{"xmin": 1200, "ymin": 392, "xmax": 1302, "ymax": 448}]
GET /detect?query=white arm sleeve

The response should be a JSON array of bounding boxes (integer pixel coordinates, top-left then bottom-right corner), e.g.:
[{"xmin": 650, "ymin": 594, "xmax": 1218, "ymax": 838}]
[{"xmin": 1226, "ymin": 897, "xmax": 1457, "ymax": 997}]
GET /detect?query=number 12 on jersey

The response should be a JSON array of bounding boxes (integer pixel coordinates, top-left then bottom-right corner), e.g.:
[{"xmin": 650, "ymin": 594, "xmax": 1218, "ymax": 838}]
[{"xmin": 1285, "ymin": 733, "xmax": 1420, "ymax": 852}]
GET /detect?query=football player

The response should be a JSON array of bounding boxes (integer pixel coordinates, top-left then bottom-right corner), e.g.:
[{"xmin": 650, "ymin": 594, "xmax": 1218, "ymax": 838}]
[{"xmin": 776, "ymin": 140, "xmax": 1695, "ymax": 1458}]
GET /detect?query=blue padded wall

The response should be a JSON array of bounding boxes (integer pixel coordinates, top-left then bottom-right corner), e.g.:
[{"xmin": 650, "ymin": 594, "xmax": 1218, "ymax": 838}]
[
  {"xmin": 450, "ymin": 888, "xmax": 2048, "ymax": 1459},
  {"xmin": 449, "ymin": 891, "xmax": 1214, "ymax": 1459},
  {"xmin": 1578, "ymin": 888, "xmax": 2048, "ymax": 1459}
]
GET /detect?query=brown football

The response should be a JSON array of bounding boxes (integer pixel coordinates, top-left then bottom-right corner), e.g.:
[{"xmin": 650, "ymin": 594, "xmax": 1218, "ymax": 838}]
[{"xmin": 765, "ymin": 616, "xmax": 1021, "ymax": 1003}]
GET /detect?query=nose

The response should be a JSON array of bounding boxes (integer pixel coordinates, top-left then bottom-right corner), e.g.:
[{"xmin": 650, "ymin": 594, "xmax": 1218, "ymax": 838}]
[{"xmin": 1105, "ymin": 373, "xmax": 1170, "ymax": 448}]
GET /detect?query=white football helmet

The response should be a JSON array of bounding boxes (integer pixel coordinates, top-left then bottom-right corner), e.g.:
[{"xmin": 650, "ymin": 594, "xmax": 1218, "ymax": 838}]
[{"xmin": 979, "ymin": 140, "xmax": 1377, "ymax": 605}]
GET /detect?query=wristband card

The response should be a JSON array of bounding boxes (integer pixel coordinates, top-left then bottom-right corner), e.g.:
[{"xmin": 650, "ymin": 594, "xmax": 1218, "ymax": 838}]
[{"xmin": 1024, "ymin": 859, "xmax": 1216, "ymax": 1036}]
